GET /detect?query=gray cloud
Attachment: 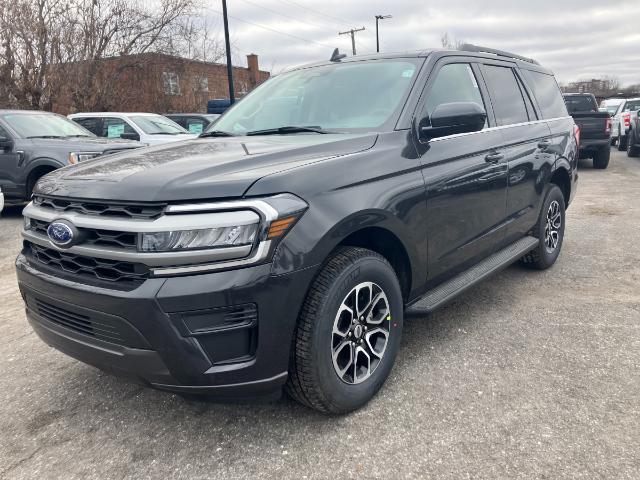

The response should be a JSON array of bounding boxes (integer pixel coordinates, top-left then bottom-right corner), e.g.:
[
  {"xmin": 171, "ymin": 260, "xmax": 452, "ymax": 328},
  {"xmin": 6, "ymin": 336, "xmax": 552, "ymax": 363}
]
[{"xmin": 209, "ymin": 0, "xmax": 640, "ymax": 85}]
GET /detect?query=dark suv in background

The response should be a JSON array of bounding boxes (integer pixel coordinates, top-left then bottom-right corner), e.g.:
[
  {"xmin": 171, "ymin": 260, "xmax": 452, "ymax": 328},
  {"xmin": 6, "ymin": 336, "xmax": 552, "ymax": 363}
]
[
  {"xmin": 16, "ymin": 45, "xmax": 577, "ymax": 413},
  {"xmin": 0, "ymin": 110, "xmax": 141, "ymax": 203}
]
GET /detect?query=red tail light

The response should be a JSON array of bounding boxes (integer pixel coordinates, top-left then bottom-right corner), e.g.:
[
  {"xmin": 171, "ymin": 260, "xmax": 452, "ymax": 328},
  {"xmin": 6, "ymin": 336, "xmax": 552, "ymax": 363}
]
[
  {"xmin": 605, "ymin": 117, "xmax": 612, "ymax": 135},
  {"xmin": 574, "ymin": 123, "xmax": 580, "ymax": 147},
  {"xmin": 623, "ymin": 112, "xmax": 631, "ymax": 127}
]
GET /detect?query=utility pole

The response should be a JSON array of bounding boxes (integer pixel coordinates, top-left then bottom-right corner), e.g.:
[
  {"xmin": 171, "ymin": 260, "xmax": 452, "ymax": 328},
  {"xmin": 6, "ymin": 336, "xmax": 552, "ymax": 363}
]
[
  {"xmin": 338, "ymin": 27, "xmax": 365, "ymax": 55},
  {"xmin": 222, "ymin": 0, "xmax": 235, "ymax": 104},
  {"xmin": 374, "ymin": 15, "xmax": 392, "ymax": 53}
]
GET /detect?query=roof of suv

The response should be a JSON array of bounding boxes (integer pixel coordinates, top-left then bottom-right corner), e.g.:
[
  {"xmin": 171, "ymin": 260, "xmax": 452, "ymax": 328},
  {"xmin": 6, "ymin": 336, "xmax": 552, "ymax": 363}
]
[{"xmin": 292, "ymin": 47, "xmax": 553, "ymax": 75}]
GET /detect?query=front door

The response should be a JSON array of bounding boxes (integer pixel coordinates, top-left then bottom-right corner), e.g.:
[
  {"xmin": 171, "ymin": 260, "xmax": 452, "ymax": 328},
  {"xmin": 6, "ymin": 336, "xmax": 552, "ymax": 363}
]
[
  {"xmin": 414, "ymin": 61, "xmax": 509, "ymax": 285},
  {"xmin": 0, "ymin": 123, "xmax": 23, "ymax": 199}
]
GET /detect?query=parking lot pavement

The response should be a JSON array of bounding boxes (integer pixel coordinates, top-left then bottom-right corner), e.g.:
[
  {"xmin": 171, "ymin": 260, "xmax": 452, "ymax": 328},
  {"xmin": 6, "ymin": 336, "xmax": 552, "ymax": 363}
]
[{"xmin": 0, "ymin": 149, "xmax": 639, "ymax": 480}]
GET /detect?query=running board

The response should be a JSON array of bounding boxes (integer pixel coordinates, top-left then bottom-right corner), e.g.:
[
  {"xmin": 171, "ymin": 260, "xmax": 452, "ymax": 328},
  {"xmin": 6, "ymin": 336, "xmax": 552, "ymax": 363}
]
[{"xmin": 407, "ymin": 235, "xmax": 538, "ymax": 315}]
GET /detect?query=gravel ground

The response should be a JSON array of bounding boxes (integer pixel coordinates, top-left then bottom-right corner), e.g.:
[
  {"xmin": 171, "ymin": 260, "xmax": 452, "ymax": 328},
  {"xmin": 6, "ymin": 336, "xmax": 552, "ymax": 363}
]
[{"xmin": 0, "ymin": 148, "xmax": 639, "ymax": 479}]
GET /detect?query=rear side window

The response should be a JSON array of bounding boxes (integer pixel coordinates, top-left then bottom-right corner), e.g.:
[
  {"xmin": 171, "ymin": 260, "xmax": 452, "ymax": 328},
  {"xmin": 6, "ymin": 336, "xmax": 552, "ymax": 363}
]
[
  {"xmin": 423, "ymin": 63, "xmax": 486, "ymax": 126},
  {"xmin": 522, "ymin": 70, "xmax": 568, "ymax": 119},
  {"xmin": 73, "ymin": 117, "xmax": 101, "ymax": 135},
  {"xmin": 564, "ymin": 95, "xmax": 597, "ymax": 113},
  {"xmin": 481, "ymin": 65, "xmax": 529, "ymax": 126}
]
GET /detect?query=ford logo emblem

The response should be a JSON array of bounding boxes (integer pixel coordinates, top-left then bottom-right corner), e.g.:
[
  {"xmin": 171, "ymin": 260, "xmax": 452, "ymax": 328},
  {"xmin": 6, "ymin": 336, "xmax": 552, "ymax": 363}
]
[{"xmin": 47, "ymin": 221, "xmax": 75, "ymax": 247}]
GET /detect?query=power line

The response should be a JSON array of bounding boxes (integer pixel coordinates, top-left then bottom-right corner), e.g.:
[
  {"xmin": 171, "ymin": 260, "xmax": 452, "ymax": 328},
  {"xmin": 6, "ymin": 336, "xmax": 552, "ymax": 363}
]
[
  {"xmin": 206, "ymin": 7, "xmax": 337, "ymax": 49},
  {"xmin": 276, "ymin": 0, "xmax": 353, "ymax": 29},
  {"xmin": 239, "ymin": 0, "xmax": 337, "ymax": 34}
]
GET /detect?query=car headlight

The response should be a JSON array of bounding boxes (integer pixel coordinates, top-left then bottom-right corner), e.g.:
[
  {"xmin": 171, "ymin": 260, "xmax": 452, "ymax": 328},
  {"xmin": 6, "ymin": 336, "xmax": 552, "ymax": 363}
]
[
  {"xmin": 140, "ymin": 224, "xmax": 259, "ymax": 252},
  {"xmin": 69, "ymin": 152, "xmax": 101, "ymax": 164},
  {"xmin": 142, "ymin": 194, "xmax": 308, "ymax": 256}
]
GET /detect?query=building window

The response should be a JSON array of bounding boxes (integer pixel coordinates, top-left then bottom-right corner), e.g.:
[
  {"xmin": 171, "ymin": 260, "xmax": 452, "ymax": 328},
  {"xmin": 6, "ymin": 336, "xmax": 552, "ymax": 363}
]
[
  {"xmin": 194, "ymin": 75, "xmax": 209, "ymax": 93},
  {"xmin": 163, "ymin": 72, "xmax": 181, "ymax": 95}
]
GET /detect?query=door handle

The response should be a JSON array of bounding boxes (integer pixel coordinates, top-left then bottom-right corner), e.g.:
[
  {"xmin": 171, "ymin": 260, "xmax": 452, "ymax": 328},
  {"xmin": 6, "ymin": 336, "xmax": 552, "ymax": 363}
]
[
  {"xmin": 485, "ymin": 152, "xmax": 504, "ymax": 163},
  {"xmin": 538, "ymin": 139, "xmax": 552, "ymax": 149}
]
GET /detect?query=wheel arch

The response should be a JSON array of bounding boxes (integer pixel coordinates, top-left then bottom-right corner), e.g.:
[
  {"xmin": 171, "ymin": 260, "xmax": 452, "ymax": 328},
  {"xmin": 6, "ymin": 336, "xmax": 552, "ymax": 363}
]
[{"xmin": 25, "ymin": 158, "xmax": 62, "ymax": 196}]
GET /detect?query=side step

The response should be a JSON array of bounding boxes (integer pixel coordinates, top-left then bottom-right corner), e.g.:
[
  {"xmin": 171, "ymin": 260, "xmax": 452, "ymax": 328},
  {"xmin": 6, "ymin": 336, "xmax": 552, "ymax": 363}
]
[{"xmin": 407, "ymin": 235, "xmax": 538, "ymax": 315}]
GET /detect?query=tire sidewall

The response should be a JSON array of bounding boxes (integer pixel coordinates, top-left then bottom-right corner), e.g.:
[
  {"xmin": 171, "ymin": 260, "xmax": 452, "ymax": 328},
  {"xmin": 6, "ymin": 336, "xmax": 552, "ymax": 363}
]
[
  {"xmin": 535, "ymin": 185, "xmax": 566, "ymax": 268},
  {"xmin": 310, "ymin": 255, "xmax": 403, "ymax": 412}
]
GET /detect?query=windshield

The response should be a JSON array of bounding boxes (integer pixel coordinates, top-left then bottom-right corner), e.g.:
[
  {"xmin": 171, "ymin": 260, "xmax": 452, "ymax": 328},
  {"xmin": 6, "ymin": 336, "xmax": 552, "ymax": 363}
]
[
  {"xmin": 2, "ymin": 112, "xmax": 94, "ymax": 138},
  {"xmin": 604, "ymin": 105, "xmax": 619, "ymax": 115},
  {"xmin": 211, "ymin": 58, "xmax": 422, "ymax": 135},
  {"xmin": 624, "ymin": 100, "xmax": 640, "ymax": 112},
  {"xmin": 129, "ymin": 115, "xmax": 189, "ymax": 135}
]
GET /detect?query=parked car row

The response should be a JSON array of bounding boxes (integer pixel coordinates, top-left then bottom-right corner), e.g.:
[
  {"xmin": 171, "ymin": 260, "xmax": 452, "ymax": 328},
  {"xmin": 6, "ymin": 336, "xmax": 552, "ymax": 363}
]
[
  {"xmin": 599, "ymin": 97, "xmax": 640, "ymax": 150},
  {"xmin": 0, "ymin": 110, "xmax": 219, "ymax": 204}
]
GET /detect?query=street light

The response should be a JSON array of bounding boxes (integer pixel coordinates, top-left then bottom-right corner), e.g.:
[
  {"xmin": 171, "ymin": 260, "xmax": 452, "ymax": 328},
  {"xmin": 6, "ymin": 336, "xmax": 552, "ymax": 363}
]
[{"xmin": 375, "ymin": 15, "xmax": 392, "ymax": 53}]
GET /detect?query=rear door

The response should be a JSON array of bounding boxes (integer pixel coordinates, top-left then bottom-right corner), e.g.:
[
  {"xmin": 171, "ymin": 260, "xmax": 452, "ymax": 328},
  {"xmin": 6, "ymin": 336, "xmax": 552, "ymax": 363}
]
[
  {"xmin": 415, "ymin": 59, "xmax": 508, "ymax": 285},
  {"xmin": 478, "ymin": 62, "xmax": 553, "ymax": 245}
]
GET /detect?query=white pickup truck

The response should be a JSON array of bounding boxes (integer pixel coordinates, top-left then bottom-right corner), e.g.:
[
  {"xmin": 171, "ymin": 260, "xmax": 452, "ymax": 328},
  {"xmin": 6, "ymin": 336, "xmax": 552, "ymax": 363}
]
[{"xmin": 604, "ymin": 98, "xmax": 640, "ymax": 150}]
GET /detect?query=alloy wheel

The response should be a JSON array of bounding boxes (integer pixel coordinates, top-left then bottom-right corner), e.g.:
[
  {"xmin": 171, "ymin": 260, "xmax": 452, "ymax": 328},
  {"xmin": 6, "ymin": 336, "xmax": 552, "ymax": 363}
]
[
  {"xmin": 544, "ymin": 200, "xmax": 561, "ymax": 252},
  {"xmin": 331, "ymin": 282, "xmax": 391, "ymax": 384}
]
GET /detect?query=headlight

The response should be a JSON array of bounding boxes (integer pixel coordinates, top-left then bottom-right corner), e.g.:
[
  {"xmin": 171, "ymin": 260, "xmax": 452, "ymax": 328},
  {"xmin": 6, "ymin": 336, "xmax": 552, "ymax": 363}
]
[
  {"xmin": 140, "ymin": 224, "xmax": 259, "ymax": 252},
  {"xmin": 68, "ymin": 152, "xmax": 100, "ymax": 164}
]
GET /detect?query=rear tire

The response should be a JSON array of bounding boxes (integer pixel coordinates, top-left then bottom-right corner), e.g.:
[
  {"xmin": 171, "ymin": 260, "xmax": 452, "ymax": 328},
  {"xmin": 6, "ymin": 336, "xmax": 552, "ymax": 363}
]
[
  {"xmin": 617, "ymin": 132, "xmax": 627, "ymax": 151},
  {"xmin": 627, "ymin": 130, "xmax": 639, "ymax": 157},
  {"xmin": 286, "ymin": 247, "xmax": 403, "ymax": 414},
  {"xmin": 521, "ymin": 184, "xmax": 565, "ymax": 270},
  {"xmin": 593, "ymin": 147, "xmax": 610, "ymax": 169}
]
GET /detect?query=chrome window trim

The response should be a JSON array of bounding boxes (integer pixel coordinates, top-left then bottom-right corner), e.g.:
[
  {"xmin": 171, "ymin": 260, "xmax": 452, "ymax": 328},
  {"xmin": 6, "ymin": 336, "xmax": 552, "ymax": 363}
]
[
  {"xmin": 23, "ymin": 230, "xmax": 253, "ymax": 267},
  {"xmin": 23, "ymin": 202, "xmax": 260, "ymax": 232},
  {"xmin": 427, "ymin": 116, "xmax": 572, "ymax": 143},
  {"xmin": 150, "ymin": 240, "xmax": 273, "ymax": 277}
]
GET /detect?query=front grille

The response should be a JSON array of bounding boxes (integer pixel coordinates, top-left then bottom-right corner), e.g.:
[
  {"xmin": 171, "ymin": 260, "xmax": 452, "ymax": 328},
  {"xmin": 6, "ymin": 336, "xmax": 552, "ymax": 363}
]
[
  {"xmin": 25, "ymin": 242, "xmax": 149, "ymax": 288},
  {"xmin": 29, "ymin": 218, "xmax": 137, "ymax": 250},
  {"xmin": 26, "ymin": 296, "xmax": 149, "ymax": 348},
  {"xmin": 33, "ymin": 195, "xmax": 166, "ymax": 220}
]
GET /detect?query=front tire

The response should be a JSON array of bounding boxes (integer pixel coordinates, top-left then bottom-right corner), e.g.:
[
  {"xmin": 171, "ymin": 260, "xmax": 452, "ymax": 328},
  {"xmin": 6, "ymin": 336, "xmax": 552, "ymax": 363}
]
[
  {"xmin": 286, "ymin": 247, "xmax": 403, "ymax": 414},
  {"xmin": 521, "ymin": 184, "xmax": 565, "ymax": 270},
  {"xmin": 593, "ymin": 147, "xmax": 610, "ymax": 169}
]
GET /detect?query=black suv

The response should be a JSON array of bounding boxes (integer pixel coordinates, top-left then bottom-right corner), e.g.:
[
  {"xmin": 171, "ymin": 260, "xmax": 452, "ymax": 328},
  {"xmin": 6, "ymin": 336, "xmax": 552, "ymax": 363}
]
[{"xmin": 16, "ymin": 45, "xmax": 577, "ymax": 413}]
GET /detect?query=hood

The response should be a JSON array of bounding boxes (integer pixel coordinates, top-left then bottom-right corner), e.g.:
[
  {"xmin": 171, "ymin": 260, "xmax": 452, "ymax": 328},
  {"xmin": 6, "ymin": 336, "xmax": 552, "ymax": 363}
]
[
  {"xmin": 147, "ymin": 134, "xmax": 199, "ymax": 143},
  {"xmin": 30, "ymin": 137, "xmax": 142, "ymax": 151},
  {"xmin": 35, "ymin": 133, "xmax": 378, "ymax": 202}
]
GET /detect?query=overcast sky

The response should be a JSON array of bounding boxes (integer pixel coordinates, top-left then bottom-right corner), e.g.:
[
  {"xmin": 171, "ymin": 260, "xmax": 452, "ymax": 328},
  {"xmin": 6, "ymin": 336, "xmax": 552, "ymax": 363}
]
[{"xmin": 204, "ymin": 0, "xmax": 640, "ymax": 86}]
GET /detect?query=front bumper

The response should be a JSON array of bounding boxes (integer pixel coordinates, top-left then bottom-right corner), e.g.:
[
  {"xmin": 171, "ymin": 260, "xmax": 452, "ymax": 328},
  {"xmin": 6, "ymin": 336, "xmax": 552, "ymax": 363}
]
[{"xmin": 16, "ymin": 253, "xmax": 317, "ymax": 400}]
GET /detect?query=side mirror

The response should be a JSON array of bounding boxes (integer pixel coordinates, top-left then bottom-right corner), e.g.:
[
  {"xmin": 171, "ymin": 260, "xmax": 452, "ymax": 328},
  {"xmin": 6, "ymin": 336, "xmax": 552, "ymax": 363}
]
[
  {"xmin": 419, "ymin": 102, "xmax": 487, "ymax": 140},
  {"xmin": 0, "ymin": 137, "xmax": 13, "ymax": 151},
  {"xmin": 120, "ymin": 132, "xmax": 140, "ymax": 141}
]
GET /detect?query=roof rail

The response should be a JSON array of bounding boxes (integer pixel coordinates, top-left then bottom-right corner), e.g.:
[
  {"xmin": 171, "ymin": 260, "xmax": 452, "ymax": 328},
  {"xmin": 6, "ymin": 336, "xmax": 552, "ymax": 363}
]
[{"xmin": 459, "ymin": 43, "xmax": 540, "ymax": 65}]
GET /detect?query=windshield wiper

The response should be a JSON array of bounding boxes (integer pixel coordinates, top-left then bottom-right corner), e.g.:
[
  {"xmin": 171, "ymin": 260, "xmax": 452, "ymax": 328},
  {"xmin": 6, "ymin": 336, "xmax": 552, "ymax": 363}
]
[
  {"xmin": 64, "ymin": 134, "xmax": 92, "ymax": 138},
  {"xmin": 199, "ymin": 130, "xmax": 236, "ymax": 138},
  {"xmin": 149, "ymin": 132, "xmax": 180, "ymax": 135},
  {"xmin": 27, "ymin": 135, "xmax": 63, "ymax": 139},
  {"xmin": 246, "ymin": 126, "xmax": 331, "ymax": 136}
]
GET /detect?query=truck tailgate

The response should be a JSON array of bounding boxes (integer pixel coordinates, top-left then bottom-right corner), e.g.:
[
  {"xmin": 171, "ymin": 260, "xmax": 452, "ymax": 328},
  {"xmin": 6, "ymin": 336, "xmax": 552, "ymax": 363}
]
[{"xmin": 571, "ymin": 112, "xmax": 610, "ymax": 140}]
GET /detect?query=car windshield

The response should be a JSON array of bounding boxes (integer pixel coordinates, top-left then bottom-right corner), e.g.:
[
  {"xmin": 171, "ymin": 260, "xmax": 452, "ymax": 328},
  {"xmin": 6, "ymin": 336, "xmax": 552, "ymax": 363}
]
[
  {"xmin": 129, "ymin": 115, "xmax": 189, "ymax": 135},
  {"xmin": 211, "ymin": 58, "xmax": 422, "ymax": 135},
  {"xmin": 2, "ymin": 112, "xmax": 94, "ymax": 138},
  {"xmin": 624, "ymin": 100, "xmax": 640, "ymax": 111}
]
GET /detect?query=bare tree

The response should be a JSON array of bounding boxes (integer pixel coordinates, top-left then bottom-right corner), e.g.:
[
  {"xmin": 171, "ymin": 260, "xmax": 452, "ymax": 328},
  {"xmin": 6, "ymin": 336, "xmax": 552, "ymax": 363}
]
[
  {"xmin": 0, "ymin": 0, "xmax": 206, "ymax": 111},
  {"xmin": 440, "ymin": 32, "xmax": 465, "ymax": 50}
]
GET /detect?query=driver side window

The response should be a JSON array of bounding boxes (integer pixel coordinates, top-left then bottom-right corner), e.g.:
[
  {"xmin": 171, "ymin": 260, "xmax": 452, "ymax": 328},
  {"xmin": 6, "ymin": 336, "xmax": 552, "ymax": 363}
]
[
  {"xmin": 422, "ymin": 63, "xmax": 487, "ymax": 128},
  {"xmin": 0, "ymin": 124, "xmax": 10, "ymax": 138}
]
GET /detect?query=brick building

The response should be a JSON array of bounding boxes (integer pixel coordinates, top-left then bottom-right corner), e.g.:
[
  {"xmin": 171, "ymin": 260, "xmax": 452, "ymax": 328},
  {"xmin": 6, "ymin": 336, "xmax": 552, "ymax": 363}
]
[{"xmin": 53, "ymin": 52, "xmax": 269, "ymax": 115}]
